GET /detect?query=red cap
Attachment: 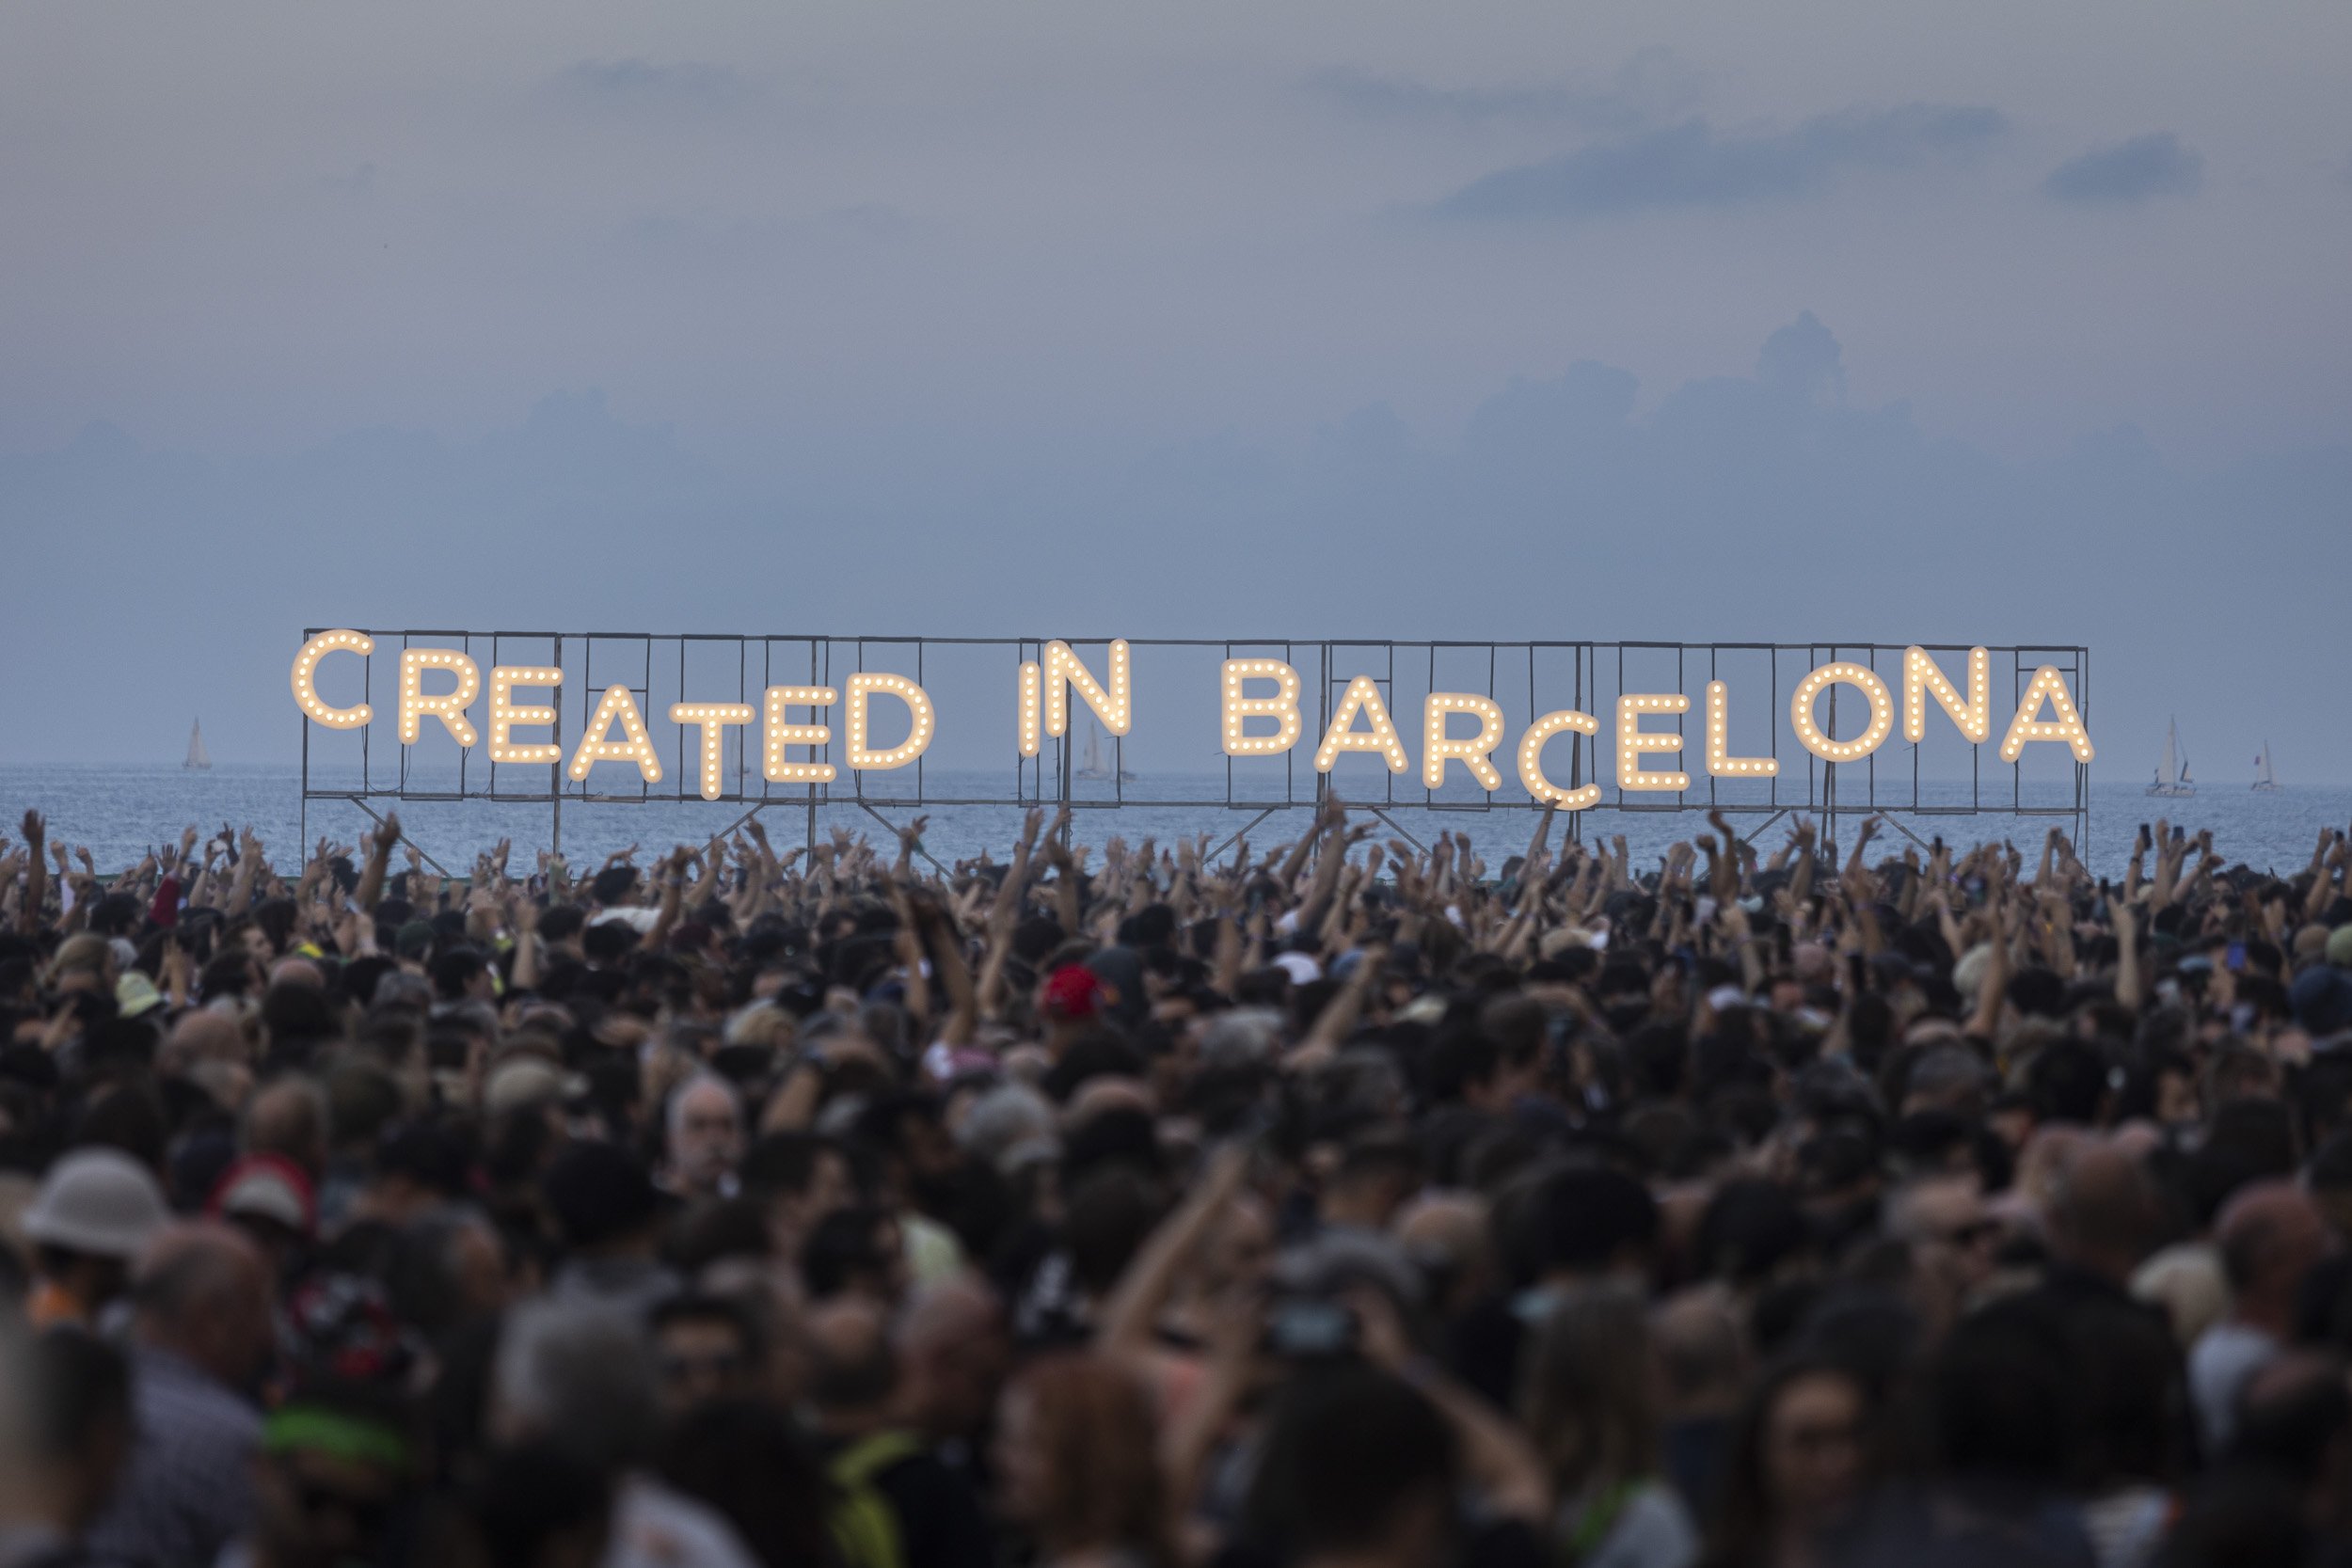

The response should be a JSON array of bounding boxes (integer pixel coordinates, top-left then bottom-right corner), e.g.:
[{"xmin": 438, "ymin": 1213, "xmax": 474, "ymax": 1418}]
[{"xmin": 1042, "ymin": 964, "xmax": 1102, "ymax": 1020}]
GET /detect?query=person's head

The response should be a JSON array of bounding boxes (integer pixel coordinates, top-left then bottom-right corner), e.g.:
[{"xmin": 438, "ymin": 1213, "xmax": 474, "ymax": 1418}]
[
  {"xmin": 800, "ymin": 1204, "xmax": 906, "ymax": 1306},
  {"xmin": 897, "ymin": 1275, "xmax": 1010, "ymax": 1445},
  {"xmin": 803, "ymin": 1298, "xmax": 898, "ymax": 1438},
  {"xmin": 245, "ymin": 1075, "xmax": 331, "ymax": 1178},
  {"xmin": 1710, "ymin": 1354, "xmax": 1872, "ymax": 1559},
  {"xmin": 251, "ymin": 1384, "xmax": 416, "ymax": 1568},
  {"xmin": 664, "ymin": 1074, "xmax": 745, "ymax": 1198},
  {"xmin": 21, "ymin": 1146, "xmax": 170, "ymax": 1320},
  {"xmin": 2042, "ymin": 1140, "xmax": 2163, "ymax": 1286},
  {"xmin": 655, "ymin": 1401, "xmax": 834, "ymax": 1568},
  {"xmin": 1243, "ymin": 1367, "xmax": 1460, "ymax": 1568},
  {"xmin": 540, "ymin": 1140, "xmax": 661, "ymax": 1258},
  {"xmin": 2219, "ymin": 1181, "xmax": 2335, "ymax": 1333},
  {"xmin": 993, "ymin": 1354, "xmax": 1170, "ymax": 1564},
  {"xmin": 491, "ymin": 1300, "xmax": 660, "ymax": 1473},
  {"xmin": 460, "ymin": 1443, "xmax": 612, "ymax": 1568},
  {"xmin": 649, "ymin": 1294, "xmax": 762, "ymax": 1419},
  {"xmin": 387, "ymin": 1208, "xmax": 510, "ymax": 1338},
  {"xmin": 130, "ymin": 1223, "xmax": 275, "ymax": 1389},
  {"xmin": 2233, "ymin": 1352, "xmax": 2352, "ymax": 1529},
  {"xmin": 1533, "ymin": 1164, "xmax": 1659, "ymax": 1287},
  {"xmin": 1519, "ymin": 1282, "xmax": 1662, "ymax": 1497},
  {"xmin": 1884, "ymin": 1173, "xmax": 1998, "ymax": 1331},
  {"xmin": 431, "ymin": 947, "xmax": 494, "ymax": 1004},
  {"xmin": 739, "ymin": 1132, "xmax": 856, "ymax": 1254}
]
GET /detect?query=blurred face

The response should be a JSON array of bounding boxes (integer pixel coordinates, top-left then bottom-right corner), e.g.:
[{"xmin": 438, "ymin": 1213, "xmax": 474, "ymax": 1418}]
[
  {"xmin": 674, "ymin": 1085, "xmax": 743, "ymax": 1189},
  {"xmin": 655, "ymin": 1316, "xmax": 754, "ymax": 1418},
  {"xmin": 1762, "ymin": 1372, "xmax": 1866, "ymax": 1533},
  {"xmin": 1906, "ymin": 1180, "xmax": 1999, "ymax": 1298}
]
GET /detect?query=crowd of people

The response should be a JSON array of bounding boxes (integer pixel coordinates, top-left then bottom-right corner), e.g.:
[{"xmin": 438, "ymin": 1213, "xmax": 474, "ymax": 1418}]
[{"xmin": 3, "ymin": 796, "xmax": 2352, "ymax": 1568}]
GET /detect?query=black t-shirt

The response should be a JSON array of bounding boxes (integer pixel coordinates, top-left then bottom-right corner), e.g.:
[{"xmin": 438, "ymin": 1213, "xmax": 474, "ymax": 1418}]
[{"xmin": 870, "ymin": 1447, "xmax": 995, "ymax": 1568}]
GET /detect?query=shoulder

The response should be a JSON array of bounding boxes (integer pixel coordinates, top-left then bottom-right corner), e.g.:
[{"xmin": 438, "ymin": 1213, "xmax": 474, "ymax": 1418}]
[{"xmin": 614, "ymin": 1475, "xmax": 762, "ymax": 1568}]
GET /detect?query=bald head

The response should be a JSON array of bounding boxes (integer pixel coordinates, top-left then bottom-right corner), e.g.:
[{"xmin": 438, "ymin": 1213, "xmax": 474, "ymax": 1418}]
[
  {"xmin": 162, "ymin": 1010, "xmax": 247, "ymax": 1074},
  {"xmin": 133, "ymin": 1223, "xmax": 272, "ymax": 1386},
  {"xmin": 899, "ymin": 1274, "xmax": 1002, "ymax": 1360},
  {"xmin": 2045, "ymin": 1142, "xmax": 2162, "ymax": 1284},
  {"xmin": 2218, "ymin": 1182, "xmax": 2332, "ymax": 1330},
  {"xmin": 268, "ymin": 957, "xmax": 324, "ymax": 990}
]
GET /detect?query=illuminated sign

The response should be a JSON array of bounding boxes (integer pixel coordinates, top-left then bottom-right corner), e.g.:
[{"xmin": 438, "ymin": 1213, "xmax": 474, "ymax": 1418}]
[{"xmin": 290, "ymin": 631, "xmax": 2092, "ymax": 808}]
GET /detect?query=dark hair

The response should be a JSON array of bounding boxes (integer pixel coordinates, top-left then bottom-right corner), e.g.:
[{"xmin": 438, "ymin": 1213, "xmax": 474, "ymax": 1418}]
[
  {"xmin": 463, "ymin": 1443, "xmax": 612, "ymax": 1567},
  {"xmin": 739, "ymin": 1132, "xmax": 847, "ymax": 1200},
  {"xmin": 1243, "ymin": 1368, "xmax": 1458, "ymax": 1557},
  {"xmin": 650, "ymin": 1293, "xmax": 763, "ymax": 1364},
  {"xmin": 1705, "ymin": 1354, "xmax": 1873, "ymax": 1568},
  {"xmin": 656, "ymin": 1402, "xmax": 834, "ymax": 1568},
  {"xmin": 800, "ymin": 1205, "xmax": 894, "ymax": 1300}
]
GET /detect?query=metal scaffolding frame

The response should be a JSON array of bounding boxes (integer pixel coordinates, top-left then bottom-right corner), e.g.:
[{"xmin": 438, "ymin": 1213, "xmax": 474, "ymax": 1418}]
[{"xmin": 298, "ymin": 632, "xmax": 2091, "ymax": 852}]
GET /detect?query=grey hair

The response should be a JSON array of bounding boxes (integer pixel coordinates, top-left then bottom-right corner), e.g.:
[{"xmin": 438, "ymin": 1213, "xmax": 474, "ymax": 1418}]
[
  {"xmin": 666, "ymin": 1071, "xmax": 744, "ymax": 1143},
  {"xmin": 958, "ymin": 1084, "xmax": 1060, "ymax": 1174},
  {"xmin": 1200, "ymin": 1007, "xmax": 1286, "ymax": 1069},
  {"xmin": 492, "ymin": 1300, "xmax": 659, "ymax": 1470}
]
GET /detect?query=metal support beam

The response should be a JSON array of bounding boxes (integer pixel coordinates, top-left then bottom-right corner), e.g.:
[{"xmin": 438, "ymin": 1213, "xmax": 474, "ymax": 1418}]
[
  {"xmin": 339, "ymin": 796, "xmax": 453, "ymax": 878},
  {"xmin": 854, "ymin": 800, "xmax": 949, "ymax": 877}
]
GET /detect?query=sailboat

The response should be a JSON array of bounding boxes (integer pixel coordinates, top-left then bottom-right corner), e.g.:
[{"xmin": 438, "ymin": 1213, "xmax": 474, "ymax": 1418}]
[
  {"xmin": 184, "ymin": 719, "xmax": 213, "ymax": 771},
  {"xmin": 2253, "ymin": 741, "xmax": 2282, "ymax": 793},
  {"xmin": 2146, "ymin": 716, "xmax": 2194, "ymax": 797},
  {"xmin": 1073, "ymin": 718, "xmax": 1136, "ymax": 783}
]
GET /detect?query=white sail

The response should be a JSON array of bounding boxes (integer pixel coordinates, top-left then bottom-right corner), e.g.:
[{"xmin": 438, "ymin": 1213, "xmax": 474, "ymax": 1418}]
[
  {"xmin": 2147, "ymin": 716, "xmax": 2195, "ymax": 796},
  {"xmin": 185, "ymin": 720, "xmax": 212, "ymax": 770},
  {"xmin": 2254, "ymin": 741, "xmax": 2281, "ymax": 791}
]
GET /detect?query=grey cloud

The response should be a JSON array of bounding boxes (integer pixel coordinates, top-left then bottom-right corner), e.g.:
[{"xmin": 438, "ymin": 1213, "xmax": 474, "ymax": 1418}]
[
  {"xmin": 1756, "ymin": 310, "xmax": 1846, "ymax": 403},
  {"xmin": 1308, "ymin": 48, "xmax": 1698, "ymax": 134},
  {"xmin": 547, "ymin": 58, "xmax": 761, "ymax": 115},
  {"xmin": 1436, "ymin": 103, "xmax": 2006, "ymax": 219},
  {"xmin": 2042, "ymin": 132, "xmax": 2201, "ymax": 203}
]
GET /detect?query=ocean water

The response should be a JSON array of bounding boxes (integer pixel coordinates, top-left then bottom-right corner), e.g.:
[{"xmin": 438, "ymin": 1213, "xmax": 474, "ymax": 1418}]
[{"xmin": 5, "ymin": 765, "xmax": 2344, "ymax": 881}]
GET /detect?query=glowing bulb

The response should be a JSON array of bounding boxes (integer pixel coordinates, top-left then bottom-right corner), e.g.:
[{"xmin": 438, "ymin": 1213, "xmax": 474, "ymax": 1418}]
[
  {"xmin": 1617, "ymin": 692, "xmax": 1690, "ymax": 792},
  {"xmin": 1997, "ymin": 665, "xmax": 2095, "ymax": 763},
  {"xmin": 290, "ymin": 630, "xmax": 373, "ymax": 729},
  {"xmin": 1518, "ymin": 708, "xmax": 1602, "ymax": 809},
  {"xmin": 1904, "ymin": 645, "xmax": 1992, "ymax": 744},
  {"xmin": 1789, "ymin": 662, "xmax": 1894, "ymax": 763},
  {"xmin": 844, "ymin": 673, "xmax": 935, "ymax": 770},
  {"xmin": 764, "ymin": 687, "xmax": 837, "ymax": 783},
  {"xmin": 670, "ymin": 703, "xmax": 755, "ymax": 800},
  {"xmin": 398, "ymin": 648, "xmax": 481, "ymax": 748},
  {"xmin": 569, "ymin": 685, "xmax": 661, "ymax": 784},
  {"xmin": 1314, "ymin": 675, "xmax": 1409, "ymax": 774},
  {"xmin": 1016, "ymin": 662, "xmax": 1042, "ymax": 757},
  {"xmin": 1704, "ymin": 681, "xmax": 1778, "ymax": 778},
  {"xmin": 1423, "ymin": 693, "xmax": 1505, "ymax": 791},
  {"xmin": 488, "ymin": 667, "xmax": 564, "ymax": 765},
  {"xmin": 1220, "ymin": 659, "xmax": 1302, "ymax": 756},
  {"xmin": 1042, "ymin": 639, "xmax": 1131, "ymax": 738}
]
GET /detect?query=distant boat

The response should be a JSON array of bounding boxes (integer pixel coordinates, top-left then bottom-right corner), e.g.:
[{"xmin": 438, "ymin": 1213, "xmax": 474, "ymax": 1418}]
[
  {"xmin": 1073, "ymin": 718, "xmax": 1136, "ymax": 783},
  {"xmin": 184, "ymin": 719, "xmax": 213, "ymax": 771},
  {"xmin": 2253, "ymin": 740, "xmax": 2282, "ymax": 792},
  {"xmin": 2146, "ymin": 716, "xmax": 2194, "ymax": 797}
]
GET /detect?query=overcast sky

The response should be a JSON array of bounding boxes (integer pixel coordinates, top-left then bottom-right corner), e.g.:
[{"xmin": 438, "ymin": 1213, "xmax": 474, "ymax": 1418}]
[{"xmin": 3, "ymin": 0, "xmax": 2348, "ymax": 780}]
